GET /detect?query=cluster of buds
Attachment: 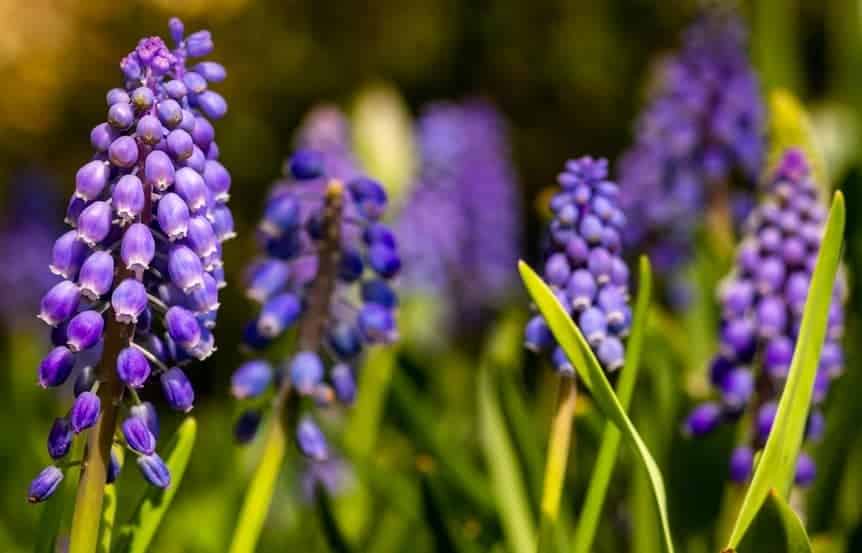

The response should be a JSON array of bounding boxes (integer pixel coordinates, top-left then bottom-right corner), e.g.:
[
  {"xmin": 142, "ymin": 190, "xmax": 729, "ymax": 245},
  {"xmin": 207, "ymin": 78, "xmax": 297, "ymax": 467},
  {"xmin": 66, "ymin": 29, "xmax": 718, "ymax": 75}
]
[
  {"xmin": 29, "ymin": 17, "xmax": 232, "ymax": 502},
  {"xmin": 396, "ymin": 101, "xmax": 521, "ymax": 325},
  {"xmin": 525, "ymin": 157, "xmax": 632, "ymax": 373},
  {"xmin": 618, "ymin": 9, "xmax": 764, "ymax": 304},
  {"xmin": 685, "ymin": 149, "xmax": 845, "ymax": 486},
  {"xmin": 232, "ymin": 115, "xmax": 400, "ymax": 460}
]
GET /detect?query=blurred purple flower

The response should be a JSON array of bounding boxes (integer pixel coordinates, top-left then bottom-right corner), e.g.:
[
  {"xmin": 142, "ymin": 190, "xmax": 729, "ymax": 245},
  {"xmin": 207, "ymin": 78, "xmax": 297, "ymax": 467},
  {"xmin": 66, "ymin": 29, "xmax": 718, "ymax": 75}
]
[
  {"xmin": 396, "ymin": 100, "xmax": 521, "ymax": 326},
  {"xmin": 619, "ymin": 9, "xmax": 764, "ymax": 298},
  {"xmin": 684, "ymin": 149, "xmax": 845, "ymax": 487}
]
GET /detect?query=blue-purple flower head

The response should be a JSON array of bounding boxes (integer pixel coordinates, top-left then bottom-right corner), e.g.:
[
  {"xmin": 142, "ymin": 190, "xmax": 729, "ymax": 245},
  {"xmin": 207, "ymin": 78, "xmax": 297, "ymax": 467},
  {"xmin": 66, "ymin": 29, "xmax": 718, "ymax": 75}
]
[
  {"xmin": 232, "ymin": 109, "xmax": 400, "ymax": 461},
  {"xmin": 29, "ymin": 17, "xmax": 232, "ymax": 501},
  {"xmin": 618, "ymin": 9, "xmax": 764, "ymax": 295},
  {"xmin": 396, "ymin": 100, "xmax": 521, "ymax": 326},
  {"xmin": 0, "ymin": 171, "xmax": 62, "ymax": 330},
  {"xmin": 684, "ymin": 149, "xmax": 845, "ymax": 487},
  {"xmin": 525, "ymin": 156, "xmax": 632, "ymax": 374}
]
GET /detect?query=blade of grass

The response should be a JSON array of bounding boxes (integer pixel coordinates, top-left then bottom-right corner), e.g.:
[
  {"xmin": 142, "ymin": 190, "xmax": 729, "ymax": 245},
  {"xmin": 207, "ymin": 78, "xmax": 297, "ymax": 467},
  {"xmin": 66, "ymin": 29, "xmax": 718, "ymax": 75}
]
[
  {"xmin": 724, "ymin": 192, "xmax": 845, "ymax": 550},
  {"xmin": 112, "ymin": 418, "xmax": 197, "ymax": 553},
  {"xmin": 316, "ymin": 488, "xmax": 352, "ymax": 553},
  {"xmin": 571, "ymin": 257, "xmax": 652, "ymax": 553},
  {"xmin": 736, "ymin": 491, "xmax": 812, "ymax": 553},
  {"xmin": 518, "ymin": 260, "xmax": 674, "ymax": 553},
  {"xmin": 478, "ymin": 364, "xmax": 536, "ymax": 553}
]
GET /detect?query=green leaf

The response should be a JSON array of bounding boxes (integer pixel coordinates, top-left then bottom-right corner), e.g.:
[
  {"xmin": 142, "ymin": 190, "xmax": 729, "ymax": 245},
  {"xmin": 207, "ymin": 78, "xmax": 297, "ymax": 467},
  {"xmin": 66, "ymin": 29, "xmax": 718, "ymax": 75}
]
[
  {"xmin": 478, "ymin": 363, "xmax": 536, "ymax": 553},
  {"xmin": 725, "ymin": 191, "xmax": 845, "ymax": 549},
  {"xmin": 571, "ymin": 257, "xmax": 652, "ymax": 553},
  {"xmin": 518, "ymin": 261, "xmax": 675, "ymax": 553},
  {"xmin": 733, "ymin": 491, "xmax": 812, "ymax": 553},
  {"xmin": 112, "ymin": 418, "xmax": 197, "ymax": 553}
]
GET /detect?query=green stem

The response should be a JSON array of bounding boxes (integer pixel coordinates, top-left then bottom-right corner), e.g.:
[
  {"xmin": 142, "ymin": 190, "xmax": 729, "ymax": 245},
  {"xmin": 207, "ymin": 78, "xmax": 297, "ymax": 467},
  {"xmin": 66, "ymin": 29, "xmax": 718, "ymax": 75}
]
[
  {"xmin": 229, "ymin": 180, "xmax": 345, "ymax": 553},
  {"xmin": 228, "ymin": 413, "xmax": 288, "ymax": 553},
  {"xmin": 537, "ymin": 376, "xmax": 577, "ymax": 552},
  {"xmin": 69, "ymin": 318, "xmax": 126, "ymax": 553}
]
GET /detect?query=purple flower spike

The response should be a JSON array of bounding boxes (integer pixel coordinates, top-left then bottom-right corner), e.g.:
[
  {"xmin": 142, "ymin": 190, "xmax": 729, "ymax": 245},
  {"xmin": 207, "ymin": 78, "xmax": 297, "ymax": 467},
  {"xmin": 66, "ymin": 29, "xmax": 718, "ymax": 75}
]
[
  {"xmin": 137, "ymin": 454, "xmax": 171, "ymax": 488},
  {"xmin": 688, "ymin": 149, "xmax": 846, "ymax": 488},
  {"xmin": 122, "ymin": 416, "xmax": 156, "ymax": 455},
  {"xmin": 161, "ymin": 367, "xmax": 195, "ymax": 412},
  {"xmin": 231, "ymin": 360, "xmax": 273, "ymax": 399},
  {"xmin": 70, "ymin": 391, "xmax": 101, "ymax": 433},
  {"xmin": 396, "ymin": 101, "xmax": 520, "ymax": 327},
  {"xmin": 28, "ymin": 466, "xmax": 64, "ymax": 503},
  {"xmin": 618, "ymin": 10, "xmax": 764, "ymax": 304},
  {"xmin": 526, "ymin": 156, "xmax": 631, "ymax": 374},
  {"xmin": 116, "ymin": 346, "xmax": 151, "ymax": 388},
  {"xmin": 65, "ymin": 310, "xmax": 104, "ymax": 352}
]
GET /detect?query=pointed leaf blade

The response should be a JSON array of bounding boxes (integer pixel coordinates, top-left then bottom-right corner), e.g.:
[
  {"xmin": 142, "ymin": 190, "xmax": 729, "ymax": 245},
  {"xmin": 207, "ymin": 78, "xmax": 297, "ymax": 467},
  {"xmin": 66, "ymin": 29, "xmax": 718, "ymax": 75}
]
[
  {"xmin": 518, "ymin": 260, "xmax": 674, "ymax": 553},
  {"xmin": 725, "ymin": 192, "xmax": 845, "ymax": 549}
]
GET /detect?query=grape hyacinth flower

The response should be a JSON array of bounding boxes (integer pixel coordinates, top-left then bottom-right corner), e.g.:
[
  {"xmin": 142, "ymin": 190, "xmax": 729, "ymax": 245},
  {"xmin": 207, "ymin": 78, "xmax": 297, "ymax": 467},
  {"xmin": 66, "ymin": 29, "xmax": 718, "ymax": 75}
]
[
  {"xmin": 618, "ymin": 10, "xmax": 764, "ymax": 305},
  {"xmin": 28, "ymin": 17, "xmax": 233, "ymax": 530},
  {"xmin": 0, "ymin": 171, "xmax": 62, "ymax": 331},
  {"xmin": 524, "ymin": 156, "xmax": 632, "ymax": 374},
  {"xmin": 229, "ymin": 136, "xmax": 400, "ymax": 550},
  {"xmin": 684, "ymin": 150, "xmax": 845, "ymax": 486},
  {"xmin": 396, "ymin": 100, "xmax": 521, "ymax": 328}
]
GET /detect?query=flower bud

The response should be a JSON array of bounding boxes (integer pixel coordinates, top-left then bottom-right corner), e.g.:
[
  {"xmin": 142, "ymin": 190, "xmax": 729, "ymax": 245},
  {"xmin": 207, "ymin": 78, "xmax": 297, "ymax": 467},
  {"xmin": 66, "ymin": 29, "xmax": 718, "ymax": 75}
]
[
  {"xmin": 28, "ymin": 466, "xmax": 64, "ymax": 503},
  {"xmin": 245, "ymin": 260, "xmax": 289, "ymax": 302},
  {"xmin": 257, "ymin": 293, "xmax": 302, "ymax": 338},
  {"xmin": 130, "ymin": 401, "xmax": 160, "ymax": 440},
  {"xmin": 116, "ymin": 346, "xmax": 151, "ymax": 388},
  {"xmin": 74, "ymin": 160, "xmax": 110, "ymax": 201},
  {"xmin": 165, "ymin": 306, "xmax": 202, "ymax": 349},
  {"xmin": 168, "ymin": 245, "xmax": 205, "ymax": 293},
  {"xmin": 77, "ymin": 201, "xmax": 112, "ymax": 247},
  {"xmin": 729, "ymin": 446, "xmax": 753, "ymax": 483},
  {"xmin": 196, "ymin": 91, "xmax": 227, "ymax": 119},
  {"xmin": 145, "ymin": 150, "xmax": 176, "ymax": 191},
  {"xmin": 121, "ymin": 223, "xmax": 156, "ymax": 271},
  {"xmin": 203, "ymin": 160, "xmax": 231, "ymax": 202},
  {"xmin": 111, "ymin": 278, "xmax": 148, "ymax": 324},
  {"xmin": 161, "ymin": 367, "xmax": 195, "ymax": 412},
  {"xmin": 290, "ymin": 352, "xmax": 324, "ymax": 395},
  {"xmin": 39, "ymin": 280, "xmax": 81, "ymax": 327},
  {"xmin": 47, "ymin": 418, "xmax": 74, "ymax": 459},
  {"xmin": 174, "ymin": 167, "xmax": 208, "ymax": 213},
  {"xmin": 234, "ymin": 411, "xmax": 261, "ymax": 444},
  {"xmin": 65, "ymin": 310, "xmax": 104, "ymax": 352},
  {"xmin": 109, "ymin": 136, "xmax": 139, "ymax": 168},
  {"xmin": 231, "ymin": 360, "xmax": 273, "ymax": 399},
  {"xmin": 331, "ymin": 364, "xmax": 356, "ymax": 404},
  {"xmin": 137, "ymin": 453, "xmax": 171, "ymax": 488},
  {"xmin": 158, "ymin": 192, "xmax": 191, "ymax": 240},
  {"xmin": 113, "ymin": 176, "xmax": 145, "ymax": 222},
  {"xmin": 50, "ymin": 230, "xmax": 89, "ymax": 279},
  {"xmin": 122, "ymin": 416, "xmax": 156, "ymax": 455},
  {"xmin": 70, "ymin": 391, "xmax": 101, "ymax": 433},
  {"xmin": 296, "ymin": 417, "xmax": 328, "ymax": 461},
  {"xmin": 78, "ymin": 250, "xmax": 115, "ymax": 300},
  {"xmin": 357, "ymin": 304, "xmax": 396, "ymax": 344},
  {"xmin": 684, "ymin": 403, "xmax": 722, "ymax": 437}
]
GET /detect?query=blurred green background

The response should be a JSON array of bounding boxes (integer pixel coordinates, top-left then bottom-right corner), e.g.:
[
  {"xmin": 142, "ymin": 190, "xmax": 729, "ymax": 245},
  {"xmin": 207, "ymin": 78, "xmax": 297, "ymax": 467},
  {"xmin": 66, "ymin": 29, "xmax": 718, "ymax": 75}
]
[{"xmin": 2, "ymin": 1, "xmax": 862, "ymax": 552}]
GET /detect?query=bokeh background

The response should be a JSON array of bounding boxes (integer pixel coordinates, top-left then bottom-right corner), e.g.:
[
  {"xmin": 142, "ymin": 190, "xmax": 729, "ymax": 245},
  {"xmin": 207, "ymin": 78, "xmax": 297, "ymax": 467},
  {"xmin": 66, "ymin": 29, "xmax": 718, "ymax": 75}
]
[{"xmin": 2, "ymin": 1, "xmax": 862, "ymax": 552}]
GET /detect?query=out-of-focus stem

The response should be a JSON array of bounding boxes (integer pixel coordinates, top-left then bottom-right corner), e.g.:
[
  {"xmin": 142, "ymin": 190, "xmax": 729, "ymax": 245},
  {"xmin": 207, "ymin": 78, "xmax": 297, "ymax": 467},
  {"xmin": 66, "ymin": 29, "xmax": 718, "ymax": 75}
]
[
  {"xmin": 537, "ymin": 376, "xmax": 577, "ymax": 552},
  {"xmin": 229, "ymin": 180, "xmax": 344, "ymax": 553}
]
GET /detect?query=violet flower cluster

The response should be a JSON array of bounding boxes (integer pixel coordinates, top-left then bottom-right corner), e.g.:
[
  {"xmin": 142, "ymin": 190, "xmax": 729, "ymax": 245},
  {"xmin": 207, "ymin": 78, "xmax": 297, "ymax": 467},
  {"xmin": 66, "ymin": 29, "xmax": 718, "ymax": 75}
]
[
  {"xmin": 29, "ymin": 18, "xmax": 233, "ymax": 503},
  {"xmin": 618, "ymin": 10, "xmax": 764, "ymax": 300},
  {"xmin": 396, "ymin": 100, "xmax": 521, "ymax": 324},
  {"xmin": 232, "ymin": 114, "xmax": 400, "ymax": 461},
  {"xmin": 685, "ymin": 149, "xmax": 845, "ymax": 486},
  {"xmin": 0, "ymin": 171, "xmax": 62, "ymax": 330},
  {"xmin": 524, "ymin": 157, "xmax": 632, "ymax": 373}
]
